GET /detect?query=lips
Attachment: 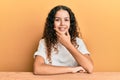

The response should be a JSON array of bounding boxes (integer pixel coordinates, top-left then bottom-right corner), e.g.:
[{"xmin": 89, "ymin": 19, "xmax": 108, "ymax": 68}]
[
  {"xmin": 58, "ymin": 27, "xmax": 65, "ymax": 31},
  {"xmin": 58, "ymin": 27, "xmax": 67, "ymax": 32}
]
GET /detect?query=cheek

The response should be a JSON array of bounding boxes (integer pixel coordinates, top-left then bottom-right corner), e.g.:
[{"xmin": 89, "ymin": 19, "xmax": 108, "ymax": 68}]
[
  {"xmin": 54, "ymin": 22, "xmax": 60, "ymax": 28},
  {"xmin": 67, "ymin": 23, "xmax": 70, "ymax": 29}
]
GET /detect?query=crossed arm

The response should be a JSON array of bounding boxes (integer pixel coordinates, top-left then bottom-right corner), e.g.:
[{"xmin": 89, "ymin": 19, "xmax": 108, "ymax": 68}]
[
  {"xmin": 33, "ymin": 52, "xmax": 93, "ymax": 75},
  {"xmin": 33, "ymin": 56, "xmax": 87, "ymax": 75},
  {"xmin": 33, "ymin": 41, "xmax": 93, "ymax": 75},
  {"xmin": 33, "ymin": 28, "xmax": 93, "ymax": 75}
]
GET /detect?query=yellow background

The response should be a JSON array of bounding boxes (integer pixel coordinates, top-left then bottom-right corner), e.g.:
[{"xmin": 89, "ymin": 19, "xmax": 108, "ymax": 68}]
[{"xmin": 0, "ymin": 0, "xmax": 120, "ymax": 72}]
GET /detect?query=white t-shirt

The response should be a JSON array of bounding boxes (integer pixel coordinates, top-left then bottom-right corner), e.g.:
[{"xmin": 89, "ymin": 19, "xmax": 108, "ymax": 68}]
[{"xmin": 34, "ymin": 37, "xmax": 90, "ymax": 67}]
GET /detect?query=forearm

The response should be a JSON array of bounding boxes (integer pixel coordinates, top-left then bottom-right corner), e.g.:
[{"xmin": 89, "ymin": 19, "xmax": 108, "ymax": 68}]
[
  {"xmin": 34, "ymin": 63, "xmax": 72, "ymax": 75},
  {"xmin": 65, "ymin": 43, "xmax": 93, "ymax": 73}
]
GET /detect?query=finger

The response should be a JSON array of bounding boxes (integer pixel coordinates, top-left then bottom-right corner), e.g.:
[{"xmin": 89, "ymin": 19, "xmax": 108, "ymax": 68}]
[
  {"xmin": 66, "ymin": 31, "xmax": 70, "ymax": 37},
  {"xmin": 54, "ymin": 27, "xmax": 61, "ymax": 35},
  {"xmin": 56, "ymin": 32, "xmax": 60, "ymax": 37},
  {"xmin": 77, "ymin": 67, "xmax": 86, "ymax": 73},
  {"xmin": 79, "ymin": 70, "xmax": 84, "ymax": 73},
  {"xmin": 80, "ymin": 68, "xmax": 86, "ymax": 73}
]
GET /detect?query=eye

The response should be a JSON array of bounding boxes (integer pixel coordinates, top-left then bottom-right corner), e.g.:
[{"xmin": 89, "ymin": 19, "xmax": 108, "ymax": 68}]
[
  {"xmin": 55, "ymin": 18, "xmax": 60, "ymax": 21},
  {"xmin": 65, "ymin": 18, "xmax": 70, "ymax": 21}
]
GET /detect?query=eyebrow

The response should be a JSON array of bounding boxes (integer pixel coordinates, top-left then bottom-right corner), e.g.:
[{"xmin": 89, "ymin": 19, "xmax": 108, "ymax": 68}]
[{"xmin": 55, "ymin": 17, "xmax": 69, "ymax": 18}]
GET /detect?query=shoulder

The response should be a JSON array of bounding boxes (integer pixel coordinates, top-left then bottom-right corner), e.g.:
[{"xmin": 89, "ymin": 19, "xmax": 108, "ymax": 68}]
[
  {"xmin": 76, "ymin": 37, "xmax": 83, "ymax": 43},
  {"xmin": 76, "ymin": 37, "xmax": 90, "ymax": 54},
  {"xmin": 39, "ymin": 38, "xmax": 45, "ymax": 44},
  {"xmin": 38, "ymin": 38, "xmax": 46, "ymax": 47},
  {"xmin": 39, "ymin": 38, "xmax": 45, "ymax": 42},
  {"xmin": 76, "ymin": 37, "xmax": 86, "ymax": 46}
]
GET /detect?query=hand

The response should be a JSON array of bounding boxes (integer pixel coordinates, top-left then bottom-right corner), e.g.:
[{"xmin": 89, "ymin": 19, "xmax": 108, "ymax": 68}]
[
  {"xmin": 54, "ymin": 27, "xmax": 71, "ymax": 47},
  {"xmin": 71, "ymin": 66, "xmax": 86, "ymax": 73}
]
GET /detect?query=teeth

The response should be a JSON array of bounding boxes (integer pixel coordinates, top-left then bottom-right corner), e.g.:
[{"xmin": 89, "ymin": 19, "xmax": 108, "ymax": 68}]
[{"xmin": 59, "ymin": 27, "xmax": 65, "ymax": 31}]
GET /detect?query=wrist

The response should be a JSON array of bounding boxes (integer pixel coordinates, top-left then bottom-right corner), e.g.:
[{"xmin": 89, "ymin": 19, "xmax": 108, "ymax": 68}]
[
  {"xmin": 67, "ymin": 67, "xmax": 78, "ymax": 73},
  {"xmin": 67, "ymin": 67, "xmax": 73, "ymax": 73},
  {"xmin": 65, "ymin": 42, "xmax": 74, "ymax": 49}
]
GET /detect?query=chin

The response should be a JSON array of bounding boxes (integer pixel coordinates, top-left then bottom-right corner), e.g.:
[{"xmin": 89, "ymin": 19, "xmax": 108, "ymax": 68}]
[{"xmin": 60, "ymin": 31, "xmax": 66, "ymax": 34}]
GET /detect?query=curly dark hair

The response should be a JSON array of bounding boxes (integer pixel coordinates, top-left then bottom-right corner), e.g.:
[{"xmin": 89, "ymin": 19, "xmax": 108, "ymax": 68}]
[{"xmin": 42, "ymin": 5, "xmax": 81, "ymax": 63}]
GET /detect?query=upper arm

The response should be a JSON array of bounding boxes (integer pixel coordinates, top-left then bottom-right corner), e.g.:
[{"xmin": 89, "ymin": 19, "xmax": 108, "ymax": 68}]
[
  {"xmin": 33, "ymin": 55, "xmax": 46, "ymax": 74},
  {"xmin": 77, "ymin": 38, "xmax": 90, "ymax": 54},
  {"xmin": 84, "ymin": 54, "xmax": 93, "ymax": 65},
  {"xmin": 34, "ymin": 55, "xmax": 45, "ymax": 65},
  {"xmin": 34, "ymin": 55, "xmax": 45, "ymax": 71}
]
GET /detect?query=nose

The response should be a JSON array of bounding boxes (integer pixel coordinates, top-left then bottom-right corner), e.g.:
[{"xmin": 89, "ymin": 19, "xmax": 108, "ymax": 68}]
[{"xmin": 60, "ymin": 20, "xmax": 65, "ymax": 26}]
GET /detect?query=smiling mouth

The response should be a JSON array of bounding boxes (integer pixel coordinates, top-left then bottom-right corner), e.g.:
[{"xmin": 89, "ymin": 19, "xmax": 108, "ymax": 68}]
[{"xmin": 58, "ymin": 27, "xmax": 67, "ymax": 32}]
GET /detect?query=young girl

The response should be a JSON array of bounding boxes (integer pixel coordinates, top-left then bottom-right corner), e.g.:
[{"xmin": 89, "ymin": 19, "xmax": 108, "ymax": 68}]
[{"xmin": 33, "ymin": 5, "xmax": 93, "ymax": 75}]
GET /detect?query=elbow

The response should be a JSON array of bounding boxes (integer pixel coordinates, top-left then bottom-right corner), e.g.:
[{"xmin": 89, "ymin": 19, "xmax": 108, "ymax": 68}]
[
  {"xmin": 33, "ymin": 64, "xmax": 45, "ymax": 75},
  {"xmin": 33, "ymin": 64, "xmax": 41, "ymax": 75},
  {"xmin": 87, "ymin": 60, "xmax": 94, "ymax": 74},
  {"xmin": 87, "ymin": 65, "xmax": 94, "ymax": 74},
  {"xmin": 33, "ymin": 68, "xmax": 39, "ymax": 75},
  {"xmin": 87, "ymin": 69, "xmax": 93, "ymax": 74},
  {"xmin": 33, "ymin": 71, "xmax": 37, "ymax": 75},
  {"xmin": 33, "ymin": 64, "xmax": 38, "ymax": 75}
]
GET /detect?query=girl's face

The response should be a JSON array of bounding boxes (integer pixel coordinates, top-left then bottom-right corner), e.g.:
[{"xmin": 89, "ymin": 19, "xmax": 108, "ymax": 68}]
[{"xmin": 54, "ymin": 9, "xmax": 70, "ymax": 34}]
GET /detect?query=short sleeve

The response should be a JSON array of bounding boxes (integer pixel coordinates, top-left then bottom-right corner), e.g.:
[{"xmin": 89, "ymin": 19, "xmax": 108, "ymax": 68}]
[
  {"xmin": 34, "ymin": 39, "xmax": 47, "ymax": 59},
  {"xmin": 76, "ymin": 37, "xmax": 90, "ymax": 54}
]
